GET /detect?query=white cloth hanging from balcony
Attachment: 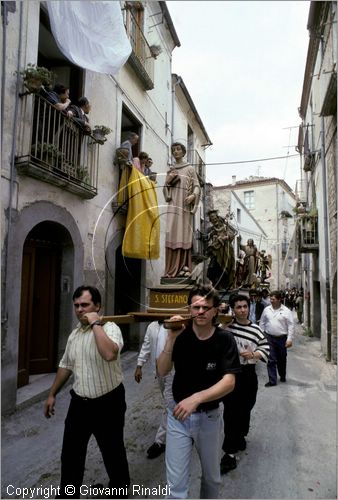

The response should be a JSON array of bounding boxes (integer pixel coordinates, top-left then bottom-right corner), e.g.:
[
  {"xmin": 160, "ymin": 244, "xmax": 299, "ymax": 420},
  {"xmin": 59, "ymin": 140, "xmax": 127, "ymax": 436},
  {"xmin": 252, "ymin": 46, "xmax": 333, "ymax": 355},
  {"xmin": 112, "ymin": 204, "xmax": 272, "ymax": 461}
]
[{"xmin": 47, "ymin": 1, "xmax": 131, "ymax": 75}]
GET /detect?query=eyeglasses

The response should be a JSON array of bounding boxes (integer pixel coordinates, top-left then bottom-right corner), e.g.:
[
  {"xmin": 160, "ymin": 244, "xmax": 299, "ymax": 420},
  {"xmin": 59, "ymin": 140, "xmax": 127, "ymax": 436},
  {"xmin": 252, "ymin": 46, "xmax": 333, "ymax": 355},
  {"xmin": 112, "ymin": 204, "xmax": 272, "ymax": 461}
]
[
  {"xmin": 190, "ymin": 305, "xmax": 212, "ymax": 312},
  {"xmin": 74, "ymin": 302, "xmax": 91, "ymax": 308}
]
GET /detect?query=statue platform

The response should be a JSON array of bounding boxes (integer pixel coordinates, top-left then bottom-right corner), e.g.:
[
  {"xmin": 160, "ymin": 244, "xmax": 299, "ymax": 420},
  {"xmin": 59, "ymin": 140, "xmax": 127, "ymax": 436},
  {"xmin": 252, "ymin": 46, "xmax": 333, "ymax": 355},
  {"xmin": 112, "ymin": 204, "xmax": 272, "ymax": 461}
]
[
  {"xmin": 160, "ymin": 277, "xmax": 195, "ymax": 285},
  {"xmin": 148, "ymin": 284, "xmax": 194, "ymax": 313}
]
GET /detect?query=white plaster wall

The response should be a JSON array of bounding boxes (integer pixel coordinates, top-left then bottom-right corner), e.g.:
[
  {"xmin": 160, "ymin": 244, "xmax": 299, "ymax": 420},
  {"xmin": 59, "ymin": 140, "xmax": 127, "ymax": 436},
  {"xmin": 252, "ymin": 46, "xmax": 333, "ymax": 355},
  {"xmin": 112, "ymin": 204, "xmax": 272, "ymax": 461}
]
[
  {"xmin": 2, "ymin": 0, "xmax": 179, "ymax": 294},
  {"xmin": 212, "ymin": 190, "xmax": 268, "ymax": 257}
]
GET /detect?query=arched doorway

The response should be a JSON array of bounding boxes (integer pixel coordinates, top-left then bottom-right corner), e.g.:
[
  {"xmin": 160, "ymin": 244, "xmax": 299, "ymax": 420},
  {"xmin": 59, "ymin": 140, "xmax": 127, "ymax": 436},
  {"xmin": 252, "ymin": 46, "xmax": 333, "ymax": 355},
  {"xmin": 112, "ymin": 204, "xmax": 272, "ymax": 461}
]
[
  {"xmin": 114, "ymin": 245, "xmax": 143, "ymax": 351},
  {"xmin": 17, "ymin": 221, "xmax": 73, "ymax": 387}
]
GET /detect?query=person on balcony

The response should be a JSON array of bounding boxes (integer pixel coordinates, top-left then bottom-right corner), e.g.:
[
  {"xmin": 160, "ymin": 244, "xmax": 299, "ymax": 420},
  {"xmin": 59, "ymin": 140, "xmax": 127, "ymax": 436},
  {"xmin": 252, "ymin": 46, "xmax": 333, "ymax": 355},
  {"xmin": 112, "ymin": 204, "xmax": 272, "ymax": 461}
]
[
  {"xmin": 69, "ymin": 97, "xmax": 91, "ymax": 133},
  {"xmin": 133, "ymin": 151, "xmax": 149, "ymax": 174},
  {"xmin": 41, "ymin": 83, "xmax": 73, "ymax": 117},
  {"xmin": 120, "ymin": 131, "xmax": 139, "ymax": 162}
]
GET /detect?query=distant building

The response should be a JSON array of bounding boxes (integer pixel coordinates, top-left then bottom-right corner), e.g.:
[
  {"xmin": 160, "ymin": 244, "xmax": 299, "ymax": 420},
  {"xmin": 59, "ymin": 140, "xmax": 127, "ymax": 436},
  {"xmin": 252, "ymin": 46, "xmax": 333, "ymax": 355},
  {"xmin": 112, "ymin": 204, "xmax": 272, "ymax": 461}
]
[{"xmin": 213, "ymin": 176, "xmax": 296, "ymax": 289}]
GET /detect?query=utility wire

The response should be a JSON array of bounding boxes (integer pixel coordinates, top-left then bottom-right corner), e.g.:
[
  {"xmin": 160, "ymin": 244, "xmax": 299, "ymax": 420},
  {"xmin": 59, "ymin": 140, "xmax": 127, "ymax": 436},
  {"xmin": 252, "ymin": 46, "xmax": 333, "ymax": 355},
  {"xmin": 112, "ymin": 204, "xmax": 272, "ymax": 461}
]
[{"xmin": 199, "ymin": 153, "xmax": 299, "ymax": 167}]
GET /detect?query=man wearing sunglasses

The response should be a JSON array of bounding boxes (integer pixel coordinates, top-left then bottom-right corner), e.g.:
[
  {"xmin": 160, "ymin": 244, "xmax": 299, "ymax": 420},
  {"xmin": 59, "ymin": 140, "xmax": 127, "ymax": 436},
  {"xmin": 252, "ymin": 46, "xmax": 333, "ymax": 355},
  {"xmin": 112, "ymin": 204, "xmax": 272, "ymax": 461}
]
[
  {"xmin": 157, "ymin": 284, "xmax": 241, "ymax": 499},
  {"xmin": 44, "ymin": 285, "xmax": 129, "ymax": 498}
]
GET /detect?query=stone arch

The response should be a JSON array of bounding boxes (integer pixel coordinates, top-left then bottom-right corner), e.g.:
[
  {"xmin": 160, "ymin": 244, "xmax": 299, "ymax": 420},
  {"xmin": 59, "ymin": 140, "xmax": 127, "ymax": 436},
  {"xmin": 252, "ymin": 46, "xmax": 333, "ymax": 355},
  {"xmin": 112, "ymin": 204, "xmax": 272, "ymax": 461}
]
[{"xmin": 2, "ymin": 201, "xmax": 83, "ymax": 412}]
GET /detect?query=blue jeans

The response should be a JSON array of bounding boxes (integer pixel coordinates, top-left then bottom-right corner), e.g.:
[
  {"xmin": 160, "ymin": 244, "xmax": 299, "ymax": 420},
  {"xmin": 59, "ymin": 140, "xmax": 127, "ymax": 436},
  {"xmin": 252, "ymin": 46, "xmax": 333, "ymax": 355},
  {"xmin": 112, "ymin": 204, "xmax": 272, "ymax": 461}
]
[{"xmin": 165, "ymin": 406, "xmax": 222, "ymax": 499}]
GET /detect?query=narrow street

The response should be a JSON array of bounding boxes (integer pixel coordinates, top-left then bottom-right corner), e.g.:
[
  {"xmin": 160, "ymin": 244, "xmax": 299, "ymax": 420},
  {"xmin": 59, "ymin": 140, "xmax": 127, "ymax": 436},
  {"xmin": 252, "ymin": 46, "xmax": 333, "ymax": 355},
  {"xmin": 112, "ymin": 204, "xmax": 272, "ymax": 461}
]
[{"xmin": 2, "ymin": 322, "xmax": 336, "ymax": 500}]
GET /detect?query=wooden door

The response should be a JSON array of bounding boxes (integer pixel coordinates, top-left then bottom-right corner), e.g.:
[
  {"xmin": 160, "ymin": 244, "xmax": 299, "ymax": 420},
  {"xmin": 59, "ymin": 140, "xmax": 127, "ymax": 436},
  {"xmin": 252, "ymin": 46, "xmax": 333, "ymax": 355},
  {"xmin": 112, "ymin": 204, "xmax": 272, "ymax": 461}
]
[
  {"xmin": 18, "ymin": 247, "xmax": 35, "ymax": 387},
  {"xmin": 18, "ymin": 242, "xmax": 60, "ymax": 387}
]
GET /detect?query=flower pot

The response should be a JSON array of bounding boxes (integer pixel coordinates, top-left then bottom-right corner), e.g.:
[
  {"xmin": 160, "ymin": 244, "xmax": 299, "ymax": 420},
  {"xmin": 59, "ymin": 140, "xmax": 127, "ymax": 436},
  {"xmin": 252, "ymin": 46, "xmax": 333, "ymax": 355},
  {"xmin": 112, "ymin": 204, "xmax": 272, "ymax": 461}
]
[
  {"xmin": 24, "ymin": 77, "xmax": 43, "ymax": 93},
  {"xmin": 93, "ymin": 129, "xmax": 107, "ymax": 144}
]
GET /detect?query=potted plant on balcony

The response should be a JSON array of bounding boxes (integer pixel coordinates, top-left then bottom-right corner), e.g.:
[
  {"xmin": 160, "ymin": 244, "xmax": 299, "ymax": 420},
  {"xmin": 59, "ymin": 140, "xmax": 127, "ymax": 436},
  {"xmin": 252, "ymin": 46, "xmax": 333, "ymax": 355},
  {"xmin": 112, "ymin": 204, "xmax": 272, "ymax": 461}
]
[
  {"xmin": 92, "ymin": 125, "xmax": 112, "ymax": 144},
  {"xmin": 149, "ymin": 44, "xmax": 162, "ymax": 58},
  {"xmin": 20, "ymin": 63, "xmax": 54, "ymax": 93},
  {"xmin": 293, "ymin": 203, "xmax": 307, "ymax": 215}
]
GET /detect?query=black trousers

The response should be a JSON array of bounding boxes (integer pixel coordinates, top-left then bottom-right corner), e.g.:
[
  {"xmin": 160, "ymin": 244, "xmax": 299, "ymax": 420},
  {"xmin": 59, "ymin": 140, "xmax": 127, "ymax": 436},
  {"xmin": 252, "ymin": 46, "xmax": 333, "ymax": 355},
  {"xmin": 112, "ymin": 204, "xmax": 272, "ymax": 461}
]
[
  {"xmin": 222, "ymin": 365, "xmax": 258, "ymax": 454},
  {"xmin": 59, "ymin": 383, "xmax": 130, "ymax": 499},
  {"xmin": 267, "ymin": 334, "xmax": 287, "ymax": 384}
]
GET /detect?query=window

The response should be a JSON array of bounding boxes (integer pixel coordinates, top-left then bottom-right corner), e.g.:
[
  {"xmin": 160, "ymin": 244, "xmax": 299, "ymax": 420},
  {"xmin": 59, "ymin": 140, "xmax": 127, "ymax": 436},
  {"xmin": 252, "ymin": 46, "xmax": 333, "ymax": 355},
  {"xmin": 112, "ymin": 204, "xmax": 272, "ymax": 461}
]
[
  {"xmin": 237, "ymin": 208, "xmax": 241, "ymax": 224},
  {"xmin": 244, "ymin": 191, "xmax": 255, "ymax": 210}
]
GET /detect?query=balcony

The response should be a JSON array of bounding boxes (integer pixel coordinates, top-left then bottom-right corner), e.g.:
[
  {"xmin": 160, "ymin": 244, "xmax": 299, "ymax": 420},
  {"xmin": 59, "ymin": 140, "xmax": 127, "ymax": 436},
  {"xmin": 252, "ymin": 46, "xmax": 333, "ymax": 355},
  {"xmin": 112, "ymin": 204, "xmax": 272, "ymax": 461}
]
[
  {"xmin": 123, "ymin": 6, "xmax": 154, "ymax": 90},
  {"xmin": 297, "ymin": 215, "xmax": 319, "ymax": 253},
  {"xmin": 15, "ymin": 94, "xmax": 99, "ymax": 199}
]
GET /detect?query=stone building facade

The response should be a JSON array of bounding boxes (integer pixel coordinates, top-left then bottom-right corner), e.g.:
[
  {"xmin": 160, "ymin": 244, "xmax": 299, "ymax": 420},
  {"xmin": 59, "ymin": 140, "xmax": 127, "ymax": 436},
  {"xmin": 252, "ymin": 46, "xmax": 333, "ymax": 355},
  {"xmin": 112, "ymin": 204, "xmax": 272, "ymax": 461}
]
[
  {"xmin": 296, "ymin": 1, "xmax": 337, "ymax": 362},
  {"xmin": 1, "ymin": 1, "xmax": 210, "ymax": 413}
]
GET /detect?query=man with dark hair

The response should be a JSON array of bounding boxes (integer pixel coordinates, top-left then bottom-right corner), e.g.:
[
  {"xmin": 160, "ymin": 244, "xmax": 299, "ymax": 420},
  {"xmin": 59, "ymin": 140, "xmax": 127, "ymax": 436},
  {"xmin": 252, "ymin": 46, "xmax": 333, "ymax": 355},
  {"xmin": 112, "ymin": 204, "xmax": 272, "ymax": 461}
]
[
  {"xmin": 69, "ymin": 97, "xmax": 91, "ymax": 132},
  {"xmin": 157, "ymin": 284, "xmax": 241, "ymax": 498},
  {"xmin": 220, "ymin": 293, "xmax": 269, "ymax": 474},
  {"xmin": 248, "ymin": 288, "xmax": 265, "ymax": 325},
  {"xmin": 44, "ymin": 285, "xmax": 130, "ymax": 498},
  {"xmin": 260, "ymin": 290, "xmax": 294, "ymax": 387},
  {"xmin": 42, "ymin": 83, "xmax": 73, "ymax": 117}
]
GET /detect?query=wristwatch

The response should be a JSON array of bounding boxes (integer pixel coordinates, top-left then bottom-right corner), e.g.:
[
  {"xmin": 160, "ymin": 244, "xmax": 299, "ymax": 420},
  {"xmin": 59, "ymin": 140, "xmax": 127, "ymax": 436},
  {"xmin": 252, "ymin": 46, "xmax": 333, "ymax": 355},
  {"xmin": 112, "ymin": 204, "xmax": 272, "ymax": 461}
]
[{"xmin": 90, "ymin": 320, "xmax": 102, "ymax": 327}]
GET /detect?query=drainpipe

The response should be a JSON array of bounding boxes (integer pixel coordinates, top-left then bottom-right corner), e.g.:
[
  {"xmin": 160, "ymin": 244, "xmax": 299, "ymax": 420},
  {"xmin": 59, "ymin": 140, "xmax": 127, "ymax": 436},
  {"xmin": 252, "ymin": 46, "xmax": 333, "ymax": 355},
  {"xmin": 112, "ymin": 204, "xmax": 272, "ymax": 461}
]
[
  {"xmin": 171, "ymin": 75, "xmax": 182, "ymax": 144},
  {"xmin": 2, "ymin": 2, "xmax": 23, "ymax": 324},
  {"xmin": 320, "ymin": 36, "xmax": 332, "ymax": 361}
]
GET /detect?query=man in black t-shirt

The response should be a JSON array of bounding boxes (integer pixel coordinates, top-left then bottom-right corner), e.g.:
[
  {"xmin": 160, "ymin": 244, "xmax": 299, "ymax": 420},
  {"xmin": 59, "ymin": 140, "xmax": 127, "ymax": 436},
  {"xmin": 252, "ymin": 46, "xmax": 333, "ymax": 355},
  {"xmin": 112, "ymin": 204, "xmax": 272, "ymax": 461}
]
[{"xmin": 157, "ymin": 285, "xmax": 241, "ymax": 499}]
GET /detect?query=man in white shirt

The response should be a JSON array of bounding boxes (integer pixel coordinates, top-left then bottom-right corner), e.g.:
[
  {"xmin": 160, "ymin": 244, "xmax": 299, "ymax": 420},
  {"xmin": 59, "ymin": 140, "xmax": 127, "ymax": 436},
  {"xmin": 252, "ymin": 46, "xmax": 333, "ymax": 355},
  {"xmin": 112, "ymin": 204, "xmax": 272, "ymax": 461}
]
[
  {"xmin": 259, "ymin": 290, "xmax": 294, "ymax": 387},
  {"xmin": 44, "ymin": 286, "xmax": 129, "ymax": 498},
  {"xmin": 134, "ymin": 321, "xmax": 174, "ymax": 459}
]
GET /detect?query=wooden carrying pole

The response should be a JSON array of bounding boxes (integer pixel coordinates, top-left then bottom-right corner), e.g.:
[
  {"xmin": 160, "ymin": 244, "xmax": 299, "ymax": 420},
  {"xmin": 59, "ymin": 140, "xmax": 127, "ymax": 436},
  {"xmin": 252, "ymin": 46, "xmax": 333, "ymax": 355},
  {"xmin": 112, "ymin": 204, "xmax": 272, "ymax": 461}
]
[{"xmin": 98, "ymin": 312, "xmax": 233, "ymax": 330}]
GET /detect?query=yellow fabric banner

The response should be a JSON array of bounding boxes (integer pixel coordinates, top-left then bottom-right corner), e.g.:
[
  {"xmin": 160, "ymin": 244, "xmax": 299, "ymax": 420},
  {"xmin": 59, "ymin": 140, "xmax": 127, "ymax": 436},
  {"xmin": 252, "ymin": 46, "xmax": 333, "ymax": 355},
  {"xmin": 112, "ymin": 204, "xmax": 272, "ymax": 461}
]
[{"xmin": 122, "ymin": 167, "xmax": 160, "ymax": 259}]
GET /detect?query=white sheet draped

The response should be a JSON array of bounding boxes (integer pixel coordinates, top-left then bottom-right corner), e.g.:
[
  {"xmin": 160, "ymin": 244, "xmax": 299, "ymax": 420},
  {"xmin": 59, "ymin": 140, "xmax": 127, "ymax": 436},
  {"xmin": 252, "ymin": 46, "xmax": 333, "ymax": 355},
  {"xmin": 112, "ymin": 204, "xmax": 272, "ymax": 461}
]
[{"xmin": 47, "ymin": 1, "xmax": 132, "ymax": 75}]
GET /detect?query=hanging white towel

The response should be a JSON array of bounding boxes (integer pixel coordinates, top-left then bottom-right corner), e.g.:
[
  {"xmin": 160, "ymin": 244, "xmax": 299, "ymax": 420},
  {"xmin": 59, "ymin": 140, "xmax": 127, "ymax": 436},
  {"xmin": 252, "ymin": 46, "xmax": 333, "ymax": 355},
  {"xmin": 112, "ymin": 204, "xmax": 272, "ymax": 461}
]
[{"xmin": 47, "ymin": 1, "xmax": 131, "ymax": 74}]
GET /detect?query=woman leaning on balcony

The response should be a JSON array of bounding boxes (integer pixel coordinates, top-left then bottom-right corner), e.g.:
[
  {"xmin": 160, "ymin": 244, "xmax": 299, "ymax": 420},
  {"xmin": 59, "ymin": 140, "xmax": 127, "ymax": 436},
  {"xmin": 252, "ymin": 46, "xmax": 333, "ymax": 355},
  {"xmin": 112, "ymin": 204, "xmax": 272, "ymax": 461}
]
[{"xmin": 40, "ymin": 83, "xmax": 73, "ymax": 118}]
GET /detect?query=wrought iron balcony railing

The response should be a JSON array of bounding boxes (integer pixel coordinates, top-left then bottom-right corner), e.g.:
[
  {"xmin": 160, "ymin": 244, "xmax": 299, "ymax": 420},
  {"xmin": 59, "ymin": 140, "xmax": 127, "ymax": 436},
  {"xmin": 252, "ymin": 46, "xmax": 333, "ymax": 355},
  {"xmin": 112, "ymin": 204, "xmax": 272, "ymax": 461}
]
[
  {"xmin": 15, "ymin": 94, "xmax": 99, "ymax": 198},
  {"xmin": 297, "ymin": 215, "xmax": 319, "ymax": 253},
  {"xmin": 123, "ymin": 6, "xmax": 154, "ymax": 90}
]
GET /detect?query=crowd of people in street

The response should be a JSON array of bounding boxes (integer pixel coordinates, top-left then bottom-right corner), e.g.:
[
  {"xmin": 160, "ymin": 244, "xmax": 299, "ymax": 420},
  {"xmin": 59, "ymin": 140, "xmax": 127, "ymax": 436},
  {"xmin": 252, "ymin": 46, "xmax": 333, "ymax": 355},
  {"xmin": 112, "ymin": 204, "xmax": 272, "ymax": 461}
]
[
  {"xmin": 43, "ymin": 282, "xmax": 297, "ymax": 499},
  {"xmin": 282, "ymin": 287, "xmax": 304, "ymax": 324}
]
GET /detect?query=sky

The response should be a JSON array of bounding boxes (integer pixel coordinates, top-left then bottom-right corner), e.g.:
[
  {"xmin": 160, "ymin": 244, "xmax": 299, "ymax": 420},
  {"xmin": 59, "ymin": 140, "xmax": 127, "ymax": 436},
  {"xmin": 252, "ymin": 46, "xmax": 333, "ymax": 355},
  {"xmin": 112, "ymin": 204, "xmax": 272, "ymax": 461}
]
[{"xmin": 166, "ymin": 1, "xmax": 310, "ymax": 192}]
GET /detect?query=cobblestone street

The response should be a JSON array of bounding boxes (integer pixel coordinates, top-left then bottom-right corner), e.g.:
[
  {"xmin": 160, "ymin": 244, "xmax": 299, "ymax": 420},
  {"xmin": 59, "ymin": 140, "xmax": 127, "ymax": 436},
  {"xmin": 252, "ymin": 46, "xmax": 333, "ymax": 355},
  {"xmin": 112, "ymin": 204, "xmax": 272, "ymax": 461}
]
[{"xmin": 1, "ymin": 321, "xmax": 336, "ymax": 499}]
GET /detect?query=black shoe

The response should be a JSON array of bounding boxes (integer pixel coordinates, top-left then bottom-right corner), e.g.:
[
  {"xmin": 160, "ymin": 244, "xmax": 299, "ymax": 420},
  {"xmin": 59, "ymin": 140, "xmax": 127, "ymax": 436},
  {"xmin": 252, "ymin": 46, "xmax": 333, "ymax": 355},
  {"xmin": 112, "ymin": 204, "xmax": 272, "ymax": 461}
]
[
  {"xmin": 237, "ymin": 437, "xmax": 247, "ymax": 451},
  {"xmin": 146, "ymin": 442, "xmax": 165, "ymax": 459},
  {"xmin": 280, "ymin": 377, "xmax": 286, "ymax": 382},
  {"xmin": 220, "ymin": 453, "xmax": 237, "ymax": 474},
  {"xmin": 265, "ymin": 382, "xmax": 276, "ymax": 387}
]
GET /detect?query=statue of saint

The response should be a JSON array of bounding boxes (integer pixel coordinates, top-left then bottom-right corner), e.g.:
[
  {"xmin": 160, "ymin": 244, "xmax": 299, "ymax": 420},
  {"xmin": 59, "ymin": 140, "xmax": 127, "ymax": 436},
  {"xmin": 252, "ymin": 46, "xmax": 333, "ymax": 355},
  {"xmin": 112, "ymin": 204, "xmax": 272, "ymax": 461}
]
[
  {"xmin": 234, "ymin": 249, "xmax": 246, "ymax": 288},
  {"xmin": 239, "ymin": 238, "xmax": 259, "ymax": 287},
  {"xmin": 163, "ymin": 142, "xmax": 201, "ymax": 278},
  {"xmin": 258, "ymin": 249, "xmax": 271, "ymax": 282},
  {"xmin": 206, "ymin": 210, "xmax": 236, "ymax": 290}
]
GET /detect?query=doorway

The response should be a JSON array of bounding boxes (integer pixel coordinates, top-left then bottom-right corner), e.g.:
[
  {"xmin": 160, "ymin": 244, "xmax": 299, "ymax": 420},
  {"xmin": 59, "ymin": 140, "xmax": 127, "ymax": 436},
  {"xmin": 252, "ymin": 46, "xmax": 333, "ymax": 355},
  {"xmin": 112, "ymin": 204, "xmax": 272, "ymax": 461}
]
[
  {"xmin": 18, "ymin": 222, "xmax": 66, "ymax": 387},
  {"xmin": 114, "ymin": 245, "xmax": 142, "ymax": 350},
  {"xmin": 121, "ymin": 105, "xmax": 141, "ymax": 158}
]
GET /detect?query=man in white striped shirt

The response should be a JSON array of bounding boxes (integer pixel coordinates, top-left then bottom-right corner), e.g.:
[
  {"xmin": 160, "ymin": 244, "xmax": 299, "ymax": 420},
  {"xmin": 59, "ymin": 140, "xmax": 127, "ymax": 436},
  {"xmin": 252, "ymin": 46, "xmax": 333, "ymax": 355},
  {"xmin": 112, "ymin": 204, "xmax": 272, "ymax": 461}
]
[
  {"xmin": 220, "ymin": 293, "xmax": 270, "ymax": 474},
  {"xmin": 44, "ymin": 286, "xmax": 129, "ymax": 498}
]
